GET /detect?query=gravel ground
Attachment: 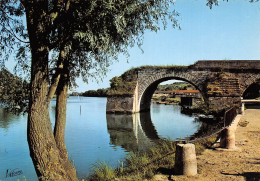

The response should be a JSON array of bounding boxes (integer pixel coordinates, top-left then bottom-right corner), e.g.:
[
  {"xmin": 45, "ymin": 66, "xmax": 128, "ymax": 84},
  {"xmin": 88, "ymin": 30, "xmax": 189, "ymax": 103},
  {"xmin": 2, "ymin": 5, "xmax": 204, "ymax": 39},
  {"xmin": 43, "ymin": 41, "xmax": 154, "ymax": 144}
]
[{"xmin": 152, "ymin": 109, "xmax": 260, "ymax": 181}]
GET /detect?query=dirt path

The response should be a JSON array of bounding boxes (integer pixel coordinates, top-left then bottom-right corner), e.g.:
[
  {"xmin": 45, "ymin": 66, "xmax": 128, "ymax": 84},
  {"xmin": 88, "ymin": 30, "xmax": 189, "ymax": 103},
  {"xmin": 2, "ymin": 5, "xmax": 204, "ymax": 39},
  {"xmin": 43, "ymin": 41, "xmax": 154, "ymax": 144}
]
[{"xmin": 153, "ymin": 109, "xmax": 260, "ymax": 181}]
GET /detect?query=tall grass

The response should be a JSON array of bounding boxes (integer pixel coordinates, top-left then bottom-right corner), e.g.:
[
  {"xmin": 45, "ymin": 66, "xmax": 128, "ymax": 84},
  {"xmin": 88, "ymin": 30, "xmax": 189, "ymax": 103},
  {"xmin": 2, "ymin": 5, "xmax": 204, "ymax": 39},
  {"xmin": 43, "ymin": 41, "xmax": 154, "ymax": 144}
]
[
  {"xmin": 89, "ymin": 162, "xmax": 116, "ymax": 181},
  {"xmin": 89, "ymin": 135, "xmax": 219, "ymax": 180},
  {"xmin": 89, "ymin": 140, "xmax": 177, "ymax": 180}
]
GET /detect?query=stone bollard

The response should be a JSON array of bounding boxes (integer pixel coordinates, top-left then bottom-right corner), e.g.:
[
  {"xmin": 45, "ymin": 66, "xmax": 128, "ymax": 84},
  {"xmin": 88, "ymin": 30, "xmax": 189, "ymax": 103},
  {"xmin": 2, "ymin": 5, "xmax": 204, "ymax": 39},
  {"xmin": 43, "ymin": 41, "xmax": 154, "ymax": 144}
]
[
  {"xmin": 219, "ymin": 115, "xmax": 241, "ymax": 151},
  {"xmin": 220, "ymin": 127, "xmax": 236, "ymax": 149},
  {"xmin": 174, "ymin": 143, "xmax": 197, "ymax": 176}
]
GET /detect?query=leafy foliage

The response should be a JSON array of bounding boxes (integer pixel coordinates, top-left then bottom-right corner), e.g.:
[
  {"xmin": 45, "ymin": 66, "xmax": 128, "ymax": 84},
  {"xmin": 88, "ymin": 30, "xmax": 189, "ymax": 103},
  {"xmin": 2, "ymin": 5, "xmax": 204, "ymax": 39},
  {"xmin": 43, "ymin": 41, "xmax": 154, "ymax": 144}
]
[
  {"xmin": 81, "ymin": 88, "xmax": 109, "ymax": 97},
  {"xmin": 0, "ymin": 69, "xmax": 29, "ymax": 112},
  {"xmin": 45, "ymin": 0, "xmax": 181, "ymax": 88},
  {"xmin": 0, "ymin": 1, "xmax": 28, "ymax": 69},
  {"xmin": 157, "ymin": 82, "xmax": 195, "ymax": 91},
  {"xmin": 108, "ymin": 68, "xmax": 138, "ymax": 95},
  {"xmin": 1, "ymin": 0, "xmax": 181, "ymax": 89}
]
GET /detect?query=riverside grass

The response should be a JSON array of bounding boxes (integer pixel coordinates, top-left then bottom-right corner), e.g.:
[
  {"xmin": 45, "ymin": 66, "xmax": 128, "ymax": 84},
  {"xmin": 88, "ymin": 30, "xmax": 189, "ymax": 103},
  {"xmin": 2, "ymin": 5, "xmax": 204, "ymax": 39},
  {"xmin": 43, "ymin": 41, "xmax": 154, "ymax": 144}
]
[
  {"xmin": 88, "ymin": 134, "xmax": 219, "ymax": 181},
  {"xmin": 88, "ymin": 140, "xmax": 176, "ymax": 181}
]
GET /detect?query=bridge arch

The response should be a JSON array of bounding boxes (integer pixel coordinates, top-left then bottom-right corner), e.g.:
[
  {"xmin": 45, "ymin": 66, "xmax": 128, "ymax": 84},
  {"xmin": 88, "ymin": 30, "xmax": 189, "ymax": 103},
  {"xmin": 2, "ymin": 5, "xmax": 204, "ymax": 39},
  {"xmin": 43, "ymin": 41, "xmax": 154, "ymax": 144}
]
[
  {"xmin": 137, "ymin": 73, "xmax": 207, "ymax": 112},
  {"xmin": 241, "ymin": 75, "xmax": 260, "ymax": 98}
]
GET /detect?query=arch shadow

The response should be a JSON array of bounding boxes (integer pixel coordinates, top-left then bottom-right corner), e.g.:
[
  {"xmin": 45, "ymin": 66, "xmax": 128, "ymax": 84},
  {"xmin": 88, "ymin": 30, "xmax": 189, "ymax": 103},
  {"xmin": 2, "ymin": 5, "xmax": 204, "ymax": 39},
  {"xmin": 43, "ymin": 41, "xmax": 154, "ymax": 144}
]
[{"xmin": 241, "ymin": 79, "xmax": 260, "ymax": 109}]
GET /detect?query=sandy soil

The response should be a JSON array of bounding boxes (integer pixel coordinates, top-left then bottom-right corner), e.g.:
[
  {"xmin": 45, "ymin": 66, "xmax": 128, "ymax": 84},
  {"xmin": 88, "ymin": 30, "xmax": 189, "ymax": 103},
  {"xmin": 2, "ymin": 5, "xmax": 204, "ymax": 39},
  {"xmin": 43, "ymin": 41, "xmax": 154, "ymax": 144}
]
[{"xmin": 152, "ymin": 109, "xmax": 260, "ymax": 181}]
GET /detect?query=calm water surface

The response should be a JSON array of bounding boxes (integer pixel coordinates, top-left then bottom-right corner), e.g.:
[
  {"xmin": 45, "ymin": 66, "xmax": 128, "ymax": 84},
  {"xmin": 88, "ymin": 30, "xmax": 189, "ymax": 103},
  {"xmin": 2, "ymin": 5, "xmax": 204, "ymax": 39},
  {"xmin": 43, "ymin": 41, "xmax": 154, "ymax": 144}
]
[{"xmin": 0, "ymin": 97, "xmax": 201, "ymax": 180}]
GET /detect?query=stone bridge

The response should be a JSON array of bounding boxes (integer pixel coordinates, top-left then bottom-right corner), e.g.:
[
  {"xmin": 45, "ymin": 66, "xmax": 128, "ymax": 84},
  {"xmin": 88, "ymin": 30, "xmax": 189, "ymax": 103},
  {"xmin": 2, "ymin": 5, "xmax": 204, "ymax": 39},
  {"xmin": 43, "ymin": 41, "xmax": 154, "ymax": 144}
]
[{"xmin": 106, "ymin": 60, "xmax": 260, "ymax": 113}]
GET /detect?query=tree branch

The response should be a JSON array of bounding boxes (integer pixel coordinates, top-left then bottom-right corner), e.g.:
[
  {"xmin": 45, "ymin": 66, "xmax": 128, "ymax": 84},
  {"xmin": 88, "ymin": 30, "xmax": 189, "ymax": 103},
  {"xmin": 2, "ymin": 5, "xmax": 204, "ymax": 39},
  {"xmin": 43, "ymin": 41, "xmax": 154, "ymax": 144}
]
[
  {"xmin": 47, "ymin": 61, "xmax": 63, "ymax": 105},
  {"xmin": 6, "ymin": 24, "xmax": 30, "ymax": 43}
]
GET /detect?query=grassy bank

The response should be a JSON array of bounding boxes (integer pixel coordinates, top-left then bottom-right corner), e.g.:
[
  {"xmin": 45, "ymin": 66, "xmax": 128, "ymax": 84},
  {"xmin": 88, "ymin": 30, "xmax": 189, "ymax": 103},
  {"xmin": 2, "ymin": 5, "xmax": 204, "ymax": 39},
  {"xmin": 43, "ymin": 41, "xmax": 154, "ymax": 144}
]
[
  {"xmin": 152, "ymin": 97, "xmax": 181, "ymax": 104},
  {"xmin": 88, "ymin": 134, "xmax": 219, "ymax": 181}
]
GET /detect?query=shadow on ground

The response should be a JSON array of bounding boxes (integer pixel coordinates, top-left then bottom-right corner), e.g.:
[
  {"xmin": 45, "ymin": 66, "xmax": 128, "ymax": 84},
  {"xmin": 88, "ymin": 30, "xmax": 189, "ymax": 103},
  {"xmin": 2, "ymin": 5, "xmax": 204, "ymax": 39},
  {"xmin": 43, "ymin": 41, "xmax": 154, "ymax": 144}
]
[
  {"xmin": 221, "ymin": 172, "xmax": 260, "ymax": 181},
  {"xmin": 156, "ymin": 167, "xmax": 174, "ymax": 180}
]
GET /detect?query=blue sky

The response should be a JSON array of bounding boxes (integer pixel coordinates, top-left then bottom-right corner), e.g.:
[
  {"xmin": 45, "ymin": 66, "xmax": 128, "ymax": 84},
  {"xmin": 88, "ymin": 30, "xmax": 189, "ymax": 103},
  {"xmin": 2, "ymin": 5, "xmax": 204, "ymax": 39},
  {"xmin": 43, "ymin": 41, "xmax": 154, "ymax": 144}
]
[
  {"xmin": 5, "ymin": 0, "xmax": 260, "ymax": 92},
  {"xmin": 74, "ymin": 0, "xmax": 260, "ymax": 92}
]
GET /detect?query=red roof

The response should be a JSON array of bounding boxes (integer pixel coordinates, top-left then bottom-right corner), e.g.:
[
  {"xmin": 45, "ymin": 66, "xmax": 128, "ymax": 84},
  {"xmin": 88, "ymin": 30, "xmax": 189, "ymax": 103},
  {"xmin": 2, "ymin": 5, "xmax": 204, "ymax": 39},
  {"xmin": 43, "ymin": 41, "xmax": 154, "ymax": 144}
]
[
  {"xmin": 174, "ymin": 90, "xmax": 200, "ymax": 94},
  {"xmin": 154, "ymin": 90, "xmax": 200, "ymax": 94}
]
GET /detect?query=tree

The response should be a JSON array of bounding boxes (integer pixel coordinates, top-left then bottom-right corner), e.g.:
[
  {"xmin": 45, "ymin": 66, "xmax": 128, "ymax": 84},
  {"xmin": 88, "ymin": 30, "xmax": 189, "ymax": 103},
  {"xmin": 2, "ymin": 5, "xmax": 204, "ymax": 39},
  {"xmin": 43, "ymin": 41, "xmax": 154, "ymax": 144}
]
[
  {"xmin": 1, "ymin": 0, "xmax": 180, "ymax": 180},
  {"xmin": 1, "ymin": 0, "xmax": 258, "ymax": 180}
]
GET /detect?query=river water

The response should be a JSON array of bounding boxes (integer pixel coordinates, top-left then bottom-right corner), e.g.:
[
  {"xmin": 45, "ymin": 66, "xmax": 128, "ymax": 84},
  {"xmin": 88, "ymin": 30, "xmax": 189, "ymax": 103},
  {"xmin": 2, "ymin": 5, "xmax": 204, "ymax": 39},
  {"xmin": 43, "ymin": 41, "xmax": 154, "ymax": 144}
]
[{"xmin": 0, "ymin": 97, "xmax": 201, "ymax": 180}]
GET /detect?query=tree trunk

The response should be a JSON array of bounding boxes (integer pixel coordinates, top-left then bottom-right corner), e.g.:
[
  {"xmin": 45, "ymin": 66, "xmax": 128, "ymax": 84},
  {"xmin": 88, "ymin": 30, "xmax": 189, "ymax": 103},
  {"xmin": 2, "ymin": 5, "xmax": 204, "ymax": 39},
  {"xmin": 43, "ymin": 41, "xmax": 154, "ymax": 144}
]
[
  {"xmin": 55, "ymin": 79, "xmax": 68, "ymax": 159},
  {"xmin": 28, "ymin": 49, "xmax": 77, "ymax": 181},
  {"xmin": 54, "ymin": 69, "xmax": 78, "ymax": 180},
  {"xmin": 28, "ymin": 48, "xmax": 67, "ymax": 180},
  {"xmin": 54, "ymin": 49, "xmax": 69, "ymax": 159},
  {"xmin": 54, "ymin": 48, "xmax": 77, "ymax": 178},
  {"xmin": 24, "ymin": 1, "xmax": 77, "ymax": 180}
]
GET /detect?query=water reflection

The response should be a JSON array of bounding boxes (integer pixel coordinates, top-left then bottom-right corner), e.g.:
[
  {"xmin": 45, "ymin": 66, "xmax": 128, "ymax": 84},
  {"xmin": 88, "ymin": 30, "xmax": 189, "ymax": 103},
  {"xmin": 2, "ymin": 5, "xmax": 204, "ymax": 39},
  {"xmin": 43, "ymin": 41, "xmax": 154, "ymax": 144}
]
[
  {"xmin": 0, "ymin": 97, "xmax": 201, "ymax": 180},
  {"xmin": 0, "ymin": 109, "xmax": 22, "ymax": 130},
  {"xmin": 150, "ymin": 104, "xmax": 200, "ymax": 139},
  {"xmin": 106, "ymin": 113, "xmax": 155, "ymax": 152},
  {"xmin": 139, "ymin": 112, "xmax": 160, "ymax": 140},
  {"xmin": 106, "ymin": 104, "xmax": 202, "ymax": 153}
]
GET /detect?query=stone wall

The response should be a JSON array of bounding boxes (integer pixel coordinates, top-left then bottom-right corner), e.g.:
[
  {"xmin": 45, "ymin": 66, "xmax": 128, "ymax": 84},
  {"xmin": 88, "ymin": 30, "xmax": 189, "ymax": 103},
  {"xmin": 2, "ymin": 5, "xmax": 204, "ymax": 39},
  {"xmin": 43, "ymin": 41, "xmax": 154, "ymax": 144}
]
[
  {"xmin": 106, "ymin": 95, "xmax": 135, "ymax": 113},
  {"xmin": 208, "ymin": 97, "xmax": 241, "ymax": 111}
]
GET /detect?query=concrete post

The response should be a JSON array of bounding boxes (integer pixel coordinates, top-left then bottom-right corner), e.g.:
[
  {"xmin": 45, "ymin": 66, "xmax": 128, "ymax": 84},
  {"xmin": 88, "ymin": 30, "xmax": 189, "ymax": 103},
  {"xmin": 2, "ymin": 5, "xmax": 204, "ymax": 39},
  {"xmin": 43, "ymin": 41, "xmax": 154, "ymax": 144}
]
[
  {"xmin": 220, "ymin": 127, "xmax": 236, "ymax": 149},
  {"xmin": 174, "ymin": 143, "xmax": 197, "ymax": 176},
  {"xmin": 219, "ymin": 115, "xmax": 241, "ymax": 151},
  {"xmin": 241, "ymin": 102, "xmax": 245, "ymax": 115}
]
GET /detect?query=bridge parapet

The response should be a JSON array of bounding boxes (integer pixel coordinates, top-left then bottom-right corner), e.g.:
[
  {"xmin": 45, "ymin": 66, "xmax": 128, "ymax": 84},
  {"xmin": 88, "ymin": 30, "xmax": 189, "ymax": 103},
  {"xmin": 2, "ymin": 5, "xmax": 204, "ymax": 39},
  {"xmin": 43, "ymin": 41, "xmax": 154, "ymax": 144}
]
[{"xmin": 192, "ymin": 60, "xmax": 260, "ymax": 70}]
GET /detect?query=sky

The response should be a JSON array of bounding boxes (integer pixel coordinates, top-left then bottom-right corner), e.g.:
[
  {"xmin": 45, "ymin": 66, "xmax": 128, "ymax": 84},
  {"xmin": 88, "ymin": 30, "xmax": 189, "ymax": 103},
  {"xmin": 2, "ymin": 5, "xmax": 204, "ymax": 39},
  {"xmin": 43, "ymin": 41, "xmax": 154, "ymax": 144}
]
[{"xmin": 5, "ymin": 0, "xmax": 260, "ymax": 92}]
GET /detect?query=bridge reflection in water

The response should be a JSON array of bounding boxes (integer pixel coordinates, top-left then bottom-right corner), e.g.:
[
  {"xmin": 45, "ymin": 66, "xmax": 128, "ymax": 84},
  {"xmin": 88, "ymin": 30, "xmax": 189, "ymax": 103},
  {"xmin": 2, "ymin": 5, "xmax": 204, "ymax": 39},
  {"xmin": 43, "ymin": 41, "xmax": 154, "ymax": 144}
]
[
  {"xmin": 106, "ymin": 106, "xmax": 200, "ymax": 153},
  {"xmin": 106, "ymin": 113, "xmax": 158, "ymax": 152}
]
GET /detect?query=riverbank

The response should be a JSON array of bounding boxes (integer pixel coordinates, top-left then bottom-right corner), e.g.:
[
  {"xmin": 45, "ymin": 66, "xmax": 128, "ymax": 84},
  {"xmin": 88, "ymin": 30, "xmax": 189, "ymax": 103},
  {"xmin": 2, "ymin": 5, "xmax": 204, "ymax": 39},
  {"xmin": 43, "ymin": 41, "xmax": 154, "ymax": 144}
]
[
  {"xmin": 88, "ymin": 124, "xmax": 220, "ymax": 180},
  {"xmin": 154, "ymin": 109, "xmax": 260, "ymax": 181}
]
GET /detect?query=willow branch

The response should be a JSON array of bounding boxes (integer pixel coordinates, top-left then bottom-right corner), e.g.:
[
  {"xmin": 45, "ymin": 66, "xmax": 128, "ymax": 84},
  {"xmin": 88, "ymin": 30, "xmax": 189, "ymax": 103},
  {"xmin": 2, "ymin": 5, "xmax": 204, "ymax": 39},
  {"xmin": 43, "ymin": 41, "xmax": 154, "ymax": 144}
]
[{"xmin": 6, "ymin": 22, "xmax": 30, "ymax": 43}]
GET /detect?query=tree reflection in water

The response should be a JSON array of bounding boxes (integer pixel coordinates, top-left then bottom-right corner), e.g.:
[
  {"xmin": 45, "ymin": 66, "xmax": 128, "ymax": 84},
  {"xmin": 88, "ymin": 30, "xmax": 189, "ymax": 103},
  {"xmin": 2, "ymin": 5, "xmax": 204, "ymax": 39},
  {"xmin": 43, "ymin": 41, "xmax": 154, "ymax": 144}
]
[{"xmin": 0, "ymin": 109, "xmax": 24, "ymax": 130}]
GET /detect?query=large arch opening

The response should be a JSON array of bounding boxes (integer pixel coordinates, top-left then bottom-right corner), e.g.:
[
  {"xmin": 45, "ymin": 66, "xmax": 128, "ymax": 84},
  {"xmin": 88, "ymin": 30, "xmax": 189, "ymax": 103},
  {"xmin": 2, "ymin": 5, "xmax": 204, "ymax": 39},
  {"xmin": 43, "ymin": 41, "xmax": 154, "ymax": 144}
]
[
  {"xmin": 138, "ymin": 78, "xmax": 207, "ymax": 141},
  {"xmin": 242, "ymin": 79, "xmax": 260, "ymax": 109},
  {"xmin": 243, "ymin": 80, "xmax": 260, "ymax": 99},
  {"xmin": 139, "ymin": 77, "xmax": 205, "ymax": 112},
  {"xmin": 137, "ymin": 78, "xmax": 223, "ymax": 143}
]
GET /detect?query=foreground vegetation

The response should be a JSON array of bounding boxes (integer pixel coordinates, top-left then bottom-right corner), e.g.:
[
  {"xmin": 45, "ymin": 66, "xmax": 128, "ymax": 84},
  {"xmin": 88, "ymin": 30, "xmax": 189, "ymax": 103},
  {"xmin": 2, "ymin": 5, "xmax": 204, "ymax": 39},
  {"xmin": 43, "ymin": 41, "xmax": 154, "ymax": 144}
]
[
  {"xmin": 88, "ymin": 118, "xmax": 222, "ymax": 181},
  {"xmin": 88, "ymin": 136, "xmax": 219, "ymax": 181}
]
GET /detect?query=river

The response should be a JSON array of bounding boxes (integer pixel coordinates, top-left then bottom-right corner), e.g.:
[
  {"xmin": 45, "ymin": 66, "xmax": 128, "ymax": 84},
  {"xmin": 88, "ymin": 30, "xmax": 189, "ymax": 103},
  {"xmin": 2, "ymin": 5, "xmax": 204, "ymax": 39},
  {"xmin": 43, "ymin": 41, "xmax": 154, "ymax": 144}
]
[{"xmin": 0, "ymin": 97, "xmax": 201, "ymax": 180}]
